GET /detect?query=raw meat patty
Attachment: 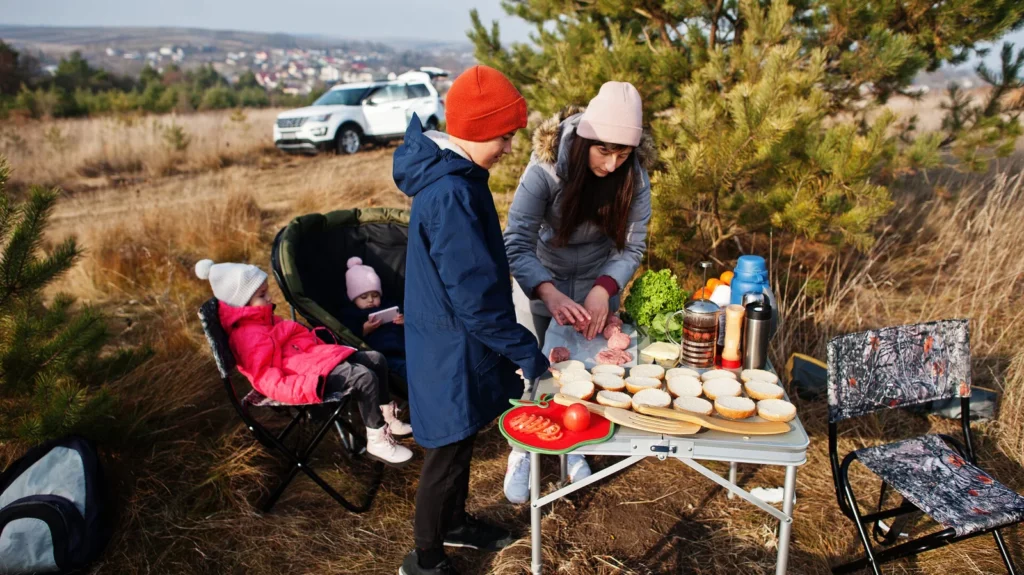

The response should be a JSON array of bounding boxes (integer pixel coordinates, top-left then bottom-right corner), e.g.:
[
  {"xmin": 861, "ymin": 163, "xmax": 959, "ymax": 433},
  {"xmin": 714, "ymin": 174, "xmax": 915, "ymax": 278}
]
[
  {"xmin": 597, "ymin": 348, "xmax": 633, "ymax": 365},
  {"xmin": 548, "ymin": 346, "xmax": 570, "ymax": 363},
  {"xmin": 607, "ymin": 331, "xmax": 630, "ymax": 351},
  {"xmin": 606, "ymin": 315, "xmax": 624, "ymax": 329},
  {"xmin": 602, "ymin": 324, "xmax": 622, "ymax": 339}
]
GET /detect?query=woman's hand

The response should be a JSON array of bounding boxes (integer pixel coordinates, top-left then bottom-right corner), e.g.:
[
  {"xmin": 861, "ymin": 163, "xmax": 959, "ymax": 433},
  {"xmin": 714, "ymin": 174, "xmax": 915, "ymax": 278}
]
[
  {"xmin": 537, "ymin": 283, "xmax": 590, "ymax": 327},
  {"xmin": 394, "ymin": 313, "xmax": 405, "ymax": 326},
  {"xmin": 582, "ymin": 285, "xmax": 610, "ymax": 340},
  {"xmin": 363, "ymin": 317, "xmax": 382, "ymax": 335}
]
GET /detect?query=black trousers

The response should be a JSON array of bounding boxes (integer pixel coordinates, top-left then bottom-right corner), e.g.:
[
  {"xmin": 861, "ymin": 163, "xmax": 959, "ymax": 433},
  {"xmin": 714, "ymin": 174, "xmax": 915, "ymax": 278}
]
[
  {"xmin": 413, "ymin": 433, "xmax": 477, "ymax": 551},
  {"xmin": 320, "ymin": 351, "xmax": 389, "ymax": 429}
]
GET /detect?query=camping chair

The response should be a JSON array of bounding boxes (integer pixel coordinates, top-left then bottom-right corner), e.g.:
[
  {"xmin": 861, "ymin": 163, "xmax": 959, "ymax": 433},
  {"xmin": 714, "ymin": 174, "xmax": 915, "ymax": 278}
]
[
  {"xmin": 271, "ymin": 207, "xmax": 409, "ymax": 399},
  {"xmin": 197, "ymin": 297, "xmax": 381, "ymax": 514},
  {"xmin": 827, "ymin": 319, "xmax": 1023, "ymax": 574}
]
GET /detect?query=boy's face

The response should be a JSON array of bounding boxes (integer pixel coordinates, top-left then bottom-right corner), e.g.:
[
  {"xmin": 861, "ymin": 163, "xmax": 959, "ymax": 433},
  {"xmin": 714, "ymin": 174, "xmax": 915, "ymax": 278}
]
[
  {"xmin": 248, "ymin": 281, "xmax": 272, "ymax": 307},
  {"xmin": 462, "ymin": 131, "xmax": 516, "ymax": 170},
  {"xmin": 354, "ymin": 291, "xmax": 381, "ymax": 310}
]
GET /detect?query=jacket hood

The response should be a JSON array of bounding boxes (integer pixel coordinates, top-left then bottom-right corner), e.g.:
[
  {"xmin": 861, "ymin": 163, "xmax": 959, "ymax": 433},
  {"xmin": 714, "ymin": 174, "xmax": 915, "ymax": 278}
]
[
  {"xmin": 218, "ymin": 301, "xmax": 274, "ymax": 336},
  {"xmin": 532, "ymin": 106, "xmax": 656, "ymax": 177},
  {"xmin": 392, "ymin": 115, "xmax": 488, "ymax": 198}
]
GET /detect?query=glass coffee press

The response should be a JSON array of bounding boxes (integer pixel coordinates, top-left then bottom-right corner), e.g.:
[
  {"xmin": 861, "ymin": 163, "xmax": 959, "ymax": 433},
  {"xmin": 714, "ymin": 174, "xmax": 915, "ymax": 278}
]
[{"xmin": 668, "ymin": 262, "xmax": 722, "ymax": 369}]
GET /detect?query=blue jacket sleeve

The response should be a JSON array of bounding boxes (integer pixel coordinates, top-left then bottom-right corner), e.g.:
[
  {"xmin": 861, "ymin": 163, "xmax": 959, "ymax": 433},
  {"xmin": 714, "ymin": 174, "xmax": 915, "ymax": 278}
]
[{"xmin": 428, "ymin": 183, "xmax": 549, "ymax": 381}]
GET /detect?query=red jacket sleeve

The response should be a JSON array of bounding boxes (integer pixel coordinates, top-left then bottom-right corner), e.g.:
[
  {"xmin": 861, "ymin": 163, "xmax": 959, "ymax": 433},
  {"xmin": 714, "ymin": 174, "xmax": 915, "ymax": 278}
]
[{"xmin": 234, "ymin": 328, "xmax": 321, "ymax": 405}]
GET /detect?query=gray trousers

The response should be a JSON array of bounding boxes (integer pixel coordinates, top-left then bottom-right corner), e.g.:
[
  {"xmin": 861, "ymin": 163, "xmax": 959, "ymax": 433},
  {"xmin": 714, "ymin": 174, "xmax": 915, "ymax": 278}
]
[{"xmin": 321, "ymin": 351, "xmax": 389, "ymax": 429}]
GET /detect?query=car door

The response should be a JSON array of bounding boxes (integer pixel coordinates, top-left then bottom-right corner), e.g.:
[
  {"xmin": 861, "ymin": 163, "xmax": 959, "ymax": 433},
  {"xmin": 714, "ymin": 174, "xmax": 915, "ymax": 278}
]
[
  {"xmin": 405, "ymin": 83, "xmax": 435, "ymax": 126},
  {"xmin": 361, "ymin": 85, "xmax": 408, "ymax": 135}
]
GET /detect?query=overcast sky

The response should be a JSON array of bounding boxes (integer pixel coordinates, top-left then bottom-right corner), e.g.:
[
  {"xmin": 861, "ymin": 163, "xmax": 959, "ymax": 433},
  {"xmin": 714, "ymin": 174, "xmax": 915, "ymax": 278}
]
[
  {"xmin": 0, "ymin": 0, "xmax": 535, "ymax": 45},
  {"xmin": 0, "ymin": 0, "xmax": 1021, "ymax": 67}
]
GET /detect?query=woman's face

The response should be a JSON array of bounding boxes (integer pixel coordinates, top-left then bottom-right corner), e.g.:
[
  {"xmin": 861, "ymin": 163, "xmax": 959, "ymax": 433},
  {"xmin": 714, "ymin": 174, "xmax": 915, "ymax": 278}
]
[{"xmin": 588, "ymin": 144, "xmax": 634, "ymax": 178}]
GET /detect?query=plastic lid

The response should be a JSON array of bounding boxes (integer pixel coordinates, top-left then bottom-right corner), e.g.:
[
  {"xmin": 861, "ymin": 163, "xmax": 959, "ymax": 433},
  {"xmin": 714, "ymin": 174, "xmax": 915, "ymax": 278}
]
[
  {"xmin": 685, "ymin": 298, "xmax": 721, "ymax": 315},
  {"xmin": 734, "ymin": 255, "xmax": 767, "ymax": 276},
  {"xmin": 745, "ymin": 302, "xmax": 771, "ymax": 320}
]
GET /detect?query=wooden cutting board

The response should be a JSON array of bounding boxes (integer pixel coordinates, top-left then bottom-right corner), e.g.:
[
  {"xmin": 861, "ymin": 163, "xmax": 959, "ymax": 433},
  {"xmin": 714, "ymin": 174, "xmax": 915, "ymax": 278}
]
[
  {"xmin": 553, "ymin": 394, "xmax": 700, "ymax": 435},
  {"xmin": 634, "ymin": 404, "xmax": 792, "ymax": 435}
]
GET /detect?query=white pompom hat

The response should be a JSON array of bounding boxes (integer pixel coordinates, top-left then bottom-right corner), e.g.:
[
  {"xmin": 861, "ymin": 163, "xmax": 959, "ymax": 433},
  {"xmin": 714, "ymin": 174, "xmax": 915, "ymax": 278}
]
[
  {"xmin": 345, "ymin": 257, "xmax": 382, "ymax": 301},
  {"xmin": 195, "ymin": 259, "xmax": 268, "ymax": 307}
]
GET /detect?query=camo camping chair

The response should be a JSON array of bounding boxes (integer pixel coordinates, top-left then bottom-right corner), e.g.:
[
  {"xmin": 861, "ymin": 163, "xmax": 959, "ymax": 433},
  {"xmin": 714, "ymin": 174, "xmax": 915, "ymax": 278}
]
[
  {"xmin": 197, "ymin": 298, "xmax": 381, "ymax": 514},
  {"xmin": 827, "ymin": 319, "xmax": 1023, "ymax": 574},
  {"xmin": 271, "ymin": 207, "xmax": 409, "ymax": 399}
]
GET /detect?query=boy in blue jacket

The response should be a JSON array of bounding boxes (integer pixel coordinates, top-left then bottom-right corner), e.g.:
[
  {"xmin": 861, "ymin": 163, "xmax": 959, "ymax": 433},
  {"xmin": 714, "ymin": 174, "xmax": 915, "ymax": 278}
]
[{"xmin": 393, "ymin": 66, "xmax": 549, "ymax": 575}]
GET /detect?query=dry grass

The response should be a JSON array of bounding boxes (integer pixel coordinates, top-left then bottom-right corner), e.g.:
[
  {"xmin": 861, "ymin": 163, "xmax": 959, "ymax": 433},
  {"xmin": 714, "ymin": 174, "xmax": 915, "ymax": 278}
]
[{"xmin": 3, "ymin": 104, "xmax": 1023, "ymax": 574}]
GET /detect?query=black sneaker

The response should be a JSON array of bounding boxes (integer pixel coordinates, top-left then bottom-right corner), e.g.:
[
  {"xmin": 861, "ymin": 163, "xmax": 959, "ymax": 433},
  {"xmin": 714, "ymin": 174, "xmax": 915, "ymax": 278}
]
[
  {"xmin": 443, "ymin": 514, "xmax": 515, "ymax": 551},
  {"xmin": 398, "ymin": 550, "xmax": 460, "ymax": 575}
]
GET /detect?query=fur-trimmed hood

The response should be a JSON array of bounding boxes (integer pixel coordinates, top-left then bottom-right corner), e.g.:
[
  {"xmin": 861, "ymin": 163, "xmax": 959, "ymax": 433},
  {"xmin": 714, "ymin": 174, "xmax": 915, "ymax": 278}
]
[{"xmin": 531, "ymin": 106, "xmax": 656, "ymax": 174}]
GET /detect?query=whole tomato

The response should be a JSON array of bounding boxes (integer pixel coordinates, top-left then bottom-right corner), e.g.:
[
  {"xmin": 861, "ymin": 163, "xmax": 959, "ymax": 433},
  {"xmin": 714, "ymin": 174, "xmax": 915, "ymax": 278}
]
[{"xmin": 562, "ymin": 403, "xmax": 591, "ymax": 432}]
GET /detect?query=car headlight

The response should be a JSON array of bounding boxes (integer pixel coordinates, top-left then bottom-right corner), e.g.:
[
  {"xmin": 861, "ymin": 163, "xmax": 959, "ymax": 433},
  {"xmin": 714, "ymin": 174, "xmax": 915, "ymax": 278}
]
[
  {"xmin": 311, "ymin": 127, "xmax": 329, "ymax": 137},
  {"xmin": 308, "ymin": 113, "xmax": 332, "ymax": 122}
]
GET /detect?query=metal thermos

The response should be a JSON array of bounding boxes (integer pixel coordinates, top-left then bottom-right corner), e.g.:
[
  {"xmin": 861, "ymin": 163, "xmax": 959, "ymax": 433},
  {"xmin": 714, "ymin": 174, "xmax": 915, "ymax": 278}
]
[{"xmin": 743, "ymin": 301, "xmax": 772, "ymax": 369}]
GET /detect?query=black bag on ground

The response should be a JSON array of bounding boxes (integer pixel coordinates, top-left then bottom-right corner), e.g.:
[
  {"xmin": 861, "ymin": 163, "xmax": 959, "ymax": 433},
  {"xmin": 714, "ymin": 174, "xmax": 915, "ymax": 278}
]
[{"xmin": 0, "ymin": 435, "xmax": 112, "ymax": 574}]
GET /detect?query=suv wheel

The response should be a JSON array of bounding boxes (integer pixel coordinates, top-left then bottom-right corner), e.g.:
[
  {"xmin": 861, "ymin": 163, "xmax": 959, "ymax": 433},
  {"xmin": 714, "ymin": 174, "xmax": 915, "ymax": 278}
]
[
  {"xmin": 424, "ymin": 117, "xmax": 439, "ymax": 131},
  {"xmin": 336, "ymin": 126, "xmax": 362, "ymax": 155}
]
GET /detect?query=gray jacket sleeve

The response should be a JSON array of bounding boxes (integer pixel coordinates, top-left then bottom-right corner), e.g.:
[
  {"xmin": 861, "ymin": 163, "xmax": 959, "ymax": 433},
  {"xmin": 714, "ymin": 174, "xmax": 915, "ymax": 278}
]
[
  {"xmin": 503, "ymin": 162, "xmax": 556, "ymax": 297},
  {"xmin": 597, "ymin": 166, "xmax": 652, "ymax": 290}
]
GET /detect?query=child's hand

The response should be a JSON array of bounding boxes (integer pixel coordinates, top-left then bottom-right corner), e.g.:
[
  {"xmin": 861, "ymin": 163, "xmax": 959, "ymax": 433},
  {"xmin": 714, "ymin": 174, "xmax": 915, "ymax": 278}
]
[
  {"xmin": 363, "ymin": 317, "xmax": 382, "ymax": 335},
  {"xmin": 394, "ymin": 313, "xmax": 404, "ymax": 326}
]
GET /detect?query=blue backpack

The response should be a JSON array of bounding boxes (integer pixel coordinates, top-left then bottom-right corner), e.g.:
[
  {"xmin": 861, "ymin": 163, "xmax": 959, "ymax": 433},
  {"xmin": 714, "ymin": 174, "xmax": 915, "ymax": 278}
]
[{"xmin": 0, "ymin": 436, "xmax": 112, "ymax": 574}]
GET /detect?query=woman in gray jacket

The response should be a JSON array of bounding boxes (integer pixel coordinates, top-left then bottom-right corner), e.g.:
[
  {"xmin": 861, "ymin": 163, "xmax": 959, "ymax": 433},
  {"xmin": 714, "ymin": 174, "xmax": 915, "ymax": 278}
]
[{"xmin": 502, "ymin": 82, "xmax": 653, "ymax": 503}]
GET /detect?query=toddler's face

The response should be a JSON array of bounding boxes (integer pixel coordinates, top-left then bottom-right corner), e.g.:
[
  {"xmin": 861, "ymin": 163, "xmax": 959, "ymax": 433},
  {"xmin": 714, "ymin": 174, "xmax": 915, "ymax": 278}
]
[
  {"xmin": 354, "ymin": 291, "xmax": 381, "ymax": 310},
  {"xmin": 247, "ymin": 281, "xmax": 273, "ymax": 307}
]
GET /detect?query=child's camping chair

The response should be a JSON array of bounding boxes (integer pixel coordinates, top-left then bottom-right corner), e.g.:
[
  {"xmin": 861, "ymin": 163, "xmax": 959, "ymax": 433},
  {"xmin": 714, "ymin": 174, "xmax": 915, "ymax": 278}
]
[
  {"xmin": 197, "ymin": 298, "xmax": 381, "ymax": 514},
  {"xmin": 271, "ymin": 207, "xmax": 409, "ymax": 398},
  {"xmin": 827, "ymin": 319, "xmax": 1023, "ymax": 574}
]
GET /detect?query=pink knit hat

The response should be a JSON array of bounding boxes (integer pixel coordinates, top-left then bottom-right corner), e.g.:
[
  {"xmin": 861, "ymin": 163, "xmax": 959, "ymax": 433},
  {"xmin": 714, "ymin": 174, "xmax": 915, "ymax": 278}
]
[
  {"xmin": 345, "ymin": 257, "xmax": 382, "ymax": 301},
  {"xmin": 577, "ymin": 81, "xmax": 643, "ymax": 147}
]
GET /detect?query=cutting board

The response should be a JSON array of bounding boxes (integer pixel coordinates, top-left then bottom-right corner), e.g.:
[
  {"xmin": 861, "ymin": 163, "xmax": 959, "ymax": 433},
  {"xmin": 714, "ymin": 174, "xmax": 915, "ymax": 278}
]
[
  {"xmin": 634, "ymin": 404, "xmax": 792, "ymax": 435},
  {"xmin": 498, "ymin": 395, "xmax": 616, "ymax": 454},
  {"xmin": 553, "ymin": 394, "xmax": 700, "ymax": 436},
  {"xmin": 542, "ymin": 322, "xmax": 639, "ymax": 371}
]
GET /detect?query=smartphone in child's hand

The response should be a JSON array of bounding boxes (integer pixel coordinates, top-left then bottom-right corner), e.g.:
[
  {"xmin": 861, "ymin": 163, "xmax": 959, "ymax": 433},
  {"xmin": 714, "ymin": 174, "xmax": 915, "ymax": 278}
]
[{"xmin": 368, "ymin": 306, "xmax": 400, "ymax": 324}]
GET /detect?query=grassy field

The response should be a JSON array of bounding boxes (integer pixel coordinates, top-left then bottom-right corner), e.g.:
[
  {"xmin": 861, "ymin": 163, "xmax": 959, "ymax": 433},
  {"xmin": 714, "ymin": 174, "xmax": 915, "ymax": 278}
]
[{"xmin": 2, "ymin": 105, "xmax": 1022, "ymax": 574}]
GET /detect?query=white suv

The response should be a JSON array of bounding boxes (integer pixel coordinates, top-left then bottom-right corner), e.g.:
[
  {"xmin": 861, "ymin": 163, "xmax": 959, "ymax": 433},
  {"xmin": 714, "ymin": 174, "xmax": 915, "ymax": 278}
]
[{"xmin": 273, "ymin": 71, "xmax": 445, "ymax": 154}]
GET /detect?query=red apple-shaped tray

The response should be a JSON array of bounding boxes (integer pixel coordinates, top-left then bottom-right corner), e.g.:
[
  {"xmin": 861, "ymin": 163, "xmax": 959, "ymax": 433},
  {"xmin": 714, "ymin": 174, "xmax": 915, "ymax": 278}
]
[{"xmin": 499, "ymin": 394, "xmax": 615, "ymax": 455}]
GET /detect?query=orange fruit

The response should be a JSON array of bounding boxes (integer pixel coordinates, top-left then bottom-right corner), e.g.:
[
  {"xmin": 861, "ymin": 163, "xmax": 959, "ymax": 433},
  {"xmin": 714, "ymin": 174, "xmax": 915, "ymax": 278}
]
[
  {"xmin": 706, "ymin": 278, "xmax": 722, "ymax": 291},
  {"xmin": 720, "ymin": 271, "xmax": 734, "ymax": 286},
  {"xmin": 691, "ymin": 287, "xmax": 710, "ymax": 300}
]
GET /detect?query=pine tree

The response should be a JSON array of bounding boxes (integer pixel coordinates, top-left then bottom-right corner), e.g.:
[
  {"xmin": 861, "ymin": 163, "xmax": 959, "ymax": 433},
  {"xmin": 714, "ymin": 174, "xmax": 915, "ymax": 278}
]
[
  {"xmin": 0, "ymin": 157, "xmax": 141, "ymax": 443},
  {"xmin": 470, "ymin": 0, "xmax": 1024, "ymax": 257}
]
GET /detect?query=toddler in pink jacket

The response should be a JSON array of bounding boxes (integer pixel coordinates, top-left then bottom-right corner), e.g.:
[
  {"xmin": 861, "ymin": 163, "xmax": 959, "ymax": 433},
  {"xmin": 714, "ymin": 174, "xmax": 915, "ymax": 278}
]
[{"xmin": 196, "ymin": 258, "xmax": 412, "ymax": 466}]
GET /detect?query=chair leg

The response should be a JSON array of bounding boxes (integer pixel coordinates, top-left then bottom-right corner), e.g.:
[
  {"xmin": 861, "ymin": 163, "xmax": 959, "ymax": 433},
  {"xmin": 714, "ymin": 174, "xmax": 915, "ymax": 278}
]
[
  {"xmin": 263, "ymin": 464, "xmax": 301, "ymax": 513},
  {"xmin": 838, "ymin": 480, "xmax": 882, "ymax": 575},
  {"xmin": 993, "ymin": 529, "xmax": 1018, "ymax": 574}
]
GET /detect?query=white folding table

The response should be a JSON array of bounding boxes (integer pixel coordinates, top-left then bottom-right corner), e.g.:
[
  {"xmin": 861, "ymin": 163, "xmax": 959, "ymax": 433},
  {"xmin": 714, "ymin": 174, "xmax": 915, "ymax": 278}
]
[{"xmin": 518, "ymin": 372, "xmax": 809, "ymax": 574}]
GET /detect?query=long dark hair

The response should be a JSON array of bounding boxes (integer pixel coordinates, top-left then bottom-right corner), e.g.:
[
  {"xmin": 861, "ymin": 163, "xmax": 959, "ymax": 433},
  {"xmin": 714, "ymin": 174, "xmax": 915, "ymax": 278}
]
[{"xmin": 555, "ymin": 133, "xmax": 637, "ymax": 250}]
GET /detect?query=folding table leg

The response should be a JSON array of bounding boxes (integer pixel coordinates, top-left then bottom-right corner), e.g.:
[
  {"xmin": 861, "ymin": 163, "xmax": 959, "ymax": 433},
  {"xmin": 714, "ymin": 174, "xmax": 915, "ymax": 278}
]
[
  {"xmin": 531, "ymin": 451, "xmax": 542, "ymax": 575},
  {"xmin": 776, "ymin": 465, "xmax": 797, "ymax": 575},
  {"xmin": 559, "ymin": 454, "xmax": 568, "ymax": 486},
  {"xmin": 728, "ymin": 462, "xmax": 738, "ymax": 499}
]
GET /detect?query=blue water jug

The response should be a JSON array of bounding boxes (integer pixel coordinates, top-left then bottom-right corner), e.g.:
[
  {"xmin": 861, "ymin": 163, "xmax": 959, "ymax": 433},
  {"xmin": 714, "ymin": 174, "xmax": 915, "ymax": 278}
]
[{"xmin": 729, "ymin": 255, "xmax": 779, "ymax": 338}]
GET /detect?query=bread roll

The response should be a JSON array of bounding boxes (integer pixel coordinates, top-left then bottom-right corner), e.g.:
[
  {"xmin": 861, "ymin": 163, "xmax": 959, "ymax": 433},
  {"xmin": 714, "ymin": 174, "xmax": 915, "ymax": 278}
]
[
  {"xmin": 591, "ymin": 364, "xmax": 626, "ymax": 378},
  {"xmin": 559, "ymin": 370, "xmax": 593, "ymax": 385},
  {"xmin": 625, "ymin": 376, "xmax": 662, "ymax": 394},
  {"xmin": 632, "ymin": 388, "xmax": 672, "ymax": 410},
  {"xmin": 666, "ymin": 375, "xmax": 703, "ymax": 398},
  {"xmin": 551, "ymin": 360, "xmax": 585, "ymax": 379},
  {"xmin": 560, "ymin": 380, "xmax": 595, "ymax": 401},
  {"xmin": 673, "ymin": 396, "xmax": 713, "ymax": 416},
  {"xmin": 757, "ymin": 399, "xmax": 797, "ymax": 422},
  {"xmin": 666, "ymin": 367, "xmax": 701, "ymax": 380},
  {"xmin": 741, "ymin": 369, "xmax": 779, "ymax": 385},
  {"xmin": 702, "ymin": 378, "xmax": 741, "ymax": 400},
  {"xmin": 700, "ymin": 369, "xmax": 738, "ymax": 382},
  {"xmin": 630, "ymin": 364, "xmax": 666, "ymax": 380},
  {"xmin": 744, "ymin": 380, "xmax": 785, "ymax": 401},
  {"xmin": 592, "ymin": 373, "xmax": 626, "ymax": 392},
  {"xmin": 714, "ymin": 396, "xmax": 756, "ymax": 420},
  {"xmin": 596, "ymin": 390, "xmax": 632, "ymax": 409}
]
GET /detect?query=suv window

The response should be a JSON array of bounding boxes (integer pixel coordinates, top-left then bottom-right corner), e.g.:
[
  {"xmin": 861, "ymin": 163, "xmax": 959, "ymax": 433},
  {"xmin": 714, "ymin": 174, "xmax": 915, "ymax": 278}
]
[
  {"xmin": 407, "ymin": 84, "xmax": 431, "ymax": 98},
  {"xmin": 366, "ymin": 85, "xmax": 405, "ymax": 105},
  {"xmin": 313, "ymin": 87, "xmax": 371, "ymax": 106}
]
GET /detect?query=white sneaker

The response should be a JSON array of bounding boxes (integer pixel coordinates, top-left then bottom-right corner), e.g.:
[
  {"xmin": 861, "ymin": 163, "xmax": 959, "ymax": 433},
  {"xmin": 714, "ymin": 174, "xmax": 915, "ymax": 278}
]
[
  {"xmin": 380, "ymin": 402, "xmax": 413, "ymax": 437},
  {"xmin": 503, "ymin": 451, "xmax": 530, "ymax": 504},
  {"xmin": 567, "ymin": 454, "xmax": 591, "ymax": 483},
  {"xmin": 365, "ymin": 425, "xmax": 413, "ymax": 466}
]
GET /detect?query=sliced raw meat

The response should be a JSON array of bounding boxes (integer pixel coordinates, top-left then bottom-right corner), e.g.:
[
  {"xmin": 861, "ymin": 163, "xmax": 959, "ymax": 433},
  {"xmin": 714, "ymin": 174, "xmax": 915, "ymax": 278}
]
[
  {"xmin": 548, "ymin": 346, "xmax": 570, "ymax": 363},
  {"xmin": 597, "ymin": 348, "xmax": 633, "ymax": 365},
  {"xmin": 602, "ymin": 324, "xmax": 622, "ymax": 339},
  {"xmin": 607, "ymin": 331, "xmax": 630, "ymax": 351}
]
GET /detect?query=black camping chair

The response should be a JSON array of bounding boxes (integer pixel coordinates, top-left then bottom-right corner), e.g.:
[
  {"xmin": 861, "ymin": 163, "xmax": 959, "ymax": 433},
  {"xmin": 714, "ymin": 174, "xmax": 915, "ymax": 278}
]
[
  {"xmin": 271, "ymin": 207, "xmax": 409, "ymax": 399},
  {"xmin": 827, "ymin": 319, "xmax": 1023, "ymax": 574},
  {"xmin": 197, "ymin": 297, "xmax": 381, "ymax": 513}
]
